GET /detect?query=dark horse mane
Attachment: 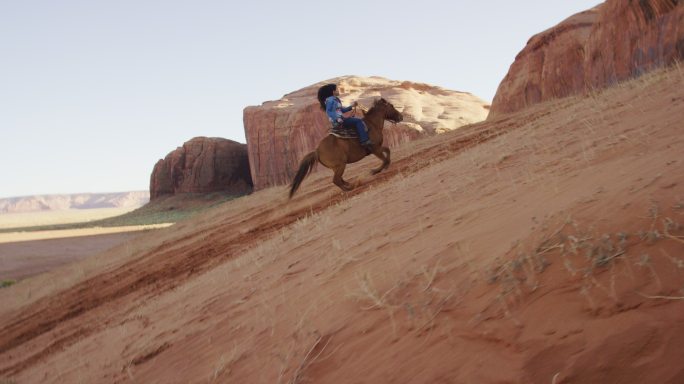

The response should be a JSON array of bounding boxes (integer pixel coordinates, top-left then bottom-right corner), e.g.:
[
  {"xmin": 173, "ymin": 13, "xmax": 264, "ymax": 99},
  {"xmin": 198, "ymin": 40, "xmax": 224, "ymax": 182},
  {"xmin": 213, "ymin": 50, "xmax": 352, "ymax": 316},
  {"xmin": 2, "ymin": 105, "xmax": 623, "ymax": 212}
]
[
  {"xmin": 366, "ymin": 98, "xmax": 387, "ymax": 114},
  {"xmin": 364, "ymin": 98, "xmax": 400, "ymax": 124}
]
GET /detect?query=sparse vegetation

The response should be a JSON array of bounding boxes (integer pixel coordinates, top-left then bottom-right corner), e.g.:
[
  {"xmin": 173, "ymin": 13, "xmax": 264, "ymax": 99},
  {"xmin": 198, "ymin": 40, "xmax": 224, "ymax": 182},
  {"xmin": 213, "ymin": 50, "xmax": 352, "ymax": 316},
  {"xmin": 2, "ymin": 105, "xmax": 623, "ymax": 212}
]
[
  {"xmin": 209, "ymin": 346, "xmax": 244, "ymax": 383},
  {"xmin": 1, "ymin": 280, "xmax": 16, "ymax": 288},
  {"xmin": 351, "ymin": 272, "xmax": 396, "ymax": 311},
  {"xmin": 0, "ymin": 192, "xmax": 240, "ymax": 233},
  {"xmin": 291, "ymin": 335, "xmax": 333, "ymax": 384},
  {"xmin": 485, "ymin": 201, "xmax": 684, "ymax": 318}
]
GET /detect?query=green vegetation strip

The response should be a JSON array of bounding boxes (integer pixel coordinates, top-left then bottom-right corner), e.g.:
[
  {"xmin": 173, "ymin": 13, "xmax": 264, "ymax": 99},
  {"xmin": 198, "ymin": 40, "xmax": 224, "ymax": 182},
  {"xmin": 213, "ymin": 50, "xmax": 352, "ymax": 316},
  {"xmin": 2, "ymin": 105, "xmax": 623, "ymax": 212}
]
[{"xmin": 0, "ymin": 193, "xmax": 242, "ymax": 233}]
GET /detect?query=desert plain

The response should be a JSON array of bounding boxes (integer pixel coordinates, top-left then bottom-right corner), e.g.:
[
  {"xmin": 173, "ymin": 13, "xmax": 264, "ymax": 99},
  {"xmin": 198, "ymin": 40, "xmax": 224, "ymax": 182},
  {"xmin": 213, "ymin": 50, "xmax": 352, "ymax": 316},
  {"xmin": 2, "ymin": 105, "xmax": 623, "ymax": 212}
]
[{"xmin": 0, "ymin": 208, "xmax": 171, "ymax": 281}]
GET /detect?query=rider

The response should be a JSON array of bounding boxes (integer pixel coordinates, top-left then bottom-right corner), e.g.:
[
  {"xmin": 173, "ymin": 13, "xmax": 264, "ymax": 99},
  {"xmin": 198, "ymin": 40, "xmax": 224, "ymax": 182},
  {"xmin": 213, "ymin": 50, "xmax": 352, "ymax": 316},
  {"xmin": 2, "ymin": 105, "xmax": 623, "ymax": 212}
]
[{"xmin": 317, "ymin": 83, "xmax": 373, "ymax": 152}]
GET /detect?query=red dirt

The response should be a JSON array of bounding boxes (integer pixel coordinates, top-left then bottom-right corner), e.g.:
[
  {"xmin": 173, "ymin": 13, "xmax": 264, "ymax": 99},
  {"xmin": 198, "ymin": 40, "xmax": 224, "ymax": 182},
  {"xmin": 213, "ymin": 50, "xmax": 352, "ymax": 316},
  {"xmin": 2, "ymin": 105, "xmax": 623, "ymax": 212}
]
[{"xmin": 1, "ymin": 67, "xmax": 684, "ymax": 383}]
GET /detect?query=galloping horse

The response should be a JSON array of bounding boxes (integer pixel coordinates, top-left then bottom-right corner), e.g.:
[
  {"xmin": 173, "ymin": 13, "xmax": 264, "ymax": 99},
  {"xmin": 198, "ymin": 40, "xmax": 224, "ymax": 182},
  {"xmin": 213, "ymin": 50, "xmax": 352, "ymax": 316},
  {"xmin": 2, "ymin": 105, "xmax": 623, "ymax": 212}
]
[{"xmin": 289, "ymin": 98, "xmax": 403, "ymax": 198}]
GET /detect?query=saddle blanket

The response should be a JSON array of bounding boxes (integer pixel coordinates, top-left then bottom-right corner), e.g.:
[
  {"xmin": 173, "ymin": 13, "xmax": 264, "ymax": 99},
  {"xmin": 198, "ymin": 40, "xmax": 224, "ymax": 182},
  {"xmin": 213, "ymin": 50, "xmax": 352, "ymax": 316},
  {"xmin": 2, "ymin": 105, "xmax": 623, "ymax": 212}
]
[{"xmin": 329, "ymin": 125, "xmax": 359, "ymax": 139}]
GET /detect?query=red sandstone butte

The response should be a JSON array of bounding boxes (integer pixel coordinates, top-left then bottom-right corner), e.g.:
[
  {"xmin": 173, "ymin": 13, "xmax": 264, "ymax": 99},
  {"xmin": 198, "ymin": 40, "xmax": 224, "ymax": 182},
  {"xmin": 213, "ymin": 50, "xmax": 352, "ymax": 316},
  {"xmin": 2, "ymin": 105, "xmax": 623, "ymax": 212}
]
[
  {"xmin": 490, "ymin": 0, "xmax": 684, "ymax": 117},
  {"xmin": 149, "ymin": 137, "xmax": 252, "ymax": 199}
]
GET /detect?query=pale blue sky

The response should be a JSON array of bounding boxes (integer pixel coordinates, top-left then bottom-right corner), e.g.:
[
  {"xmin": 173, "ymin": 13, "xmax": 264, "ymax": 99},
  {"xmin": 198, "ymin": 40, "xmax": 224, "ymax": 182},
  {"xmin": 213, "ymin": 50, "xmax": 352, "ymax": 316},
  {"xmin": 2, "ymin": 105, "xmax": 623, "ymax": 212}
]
[{"xmin": 0, "ymin": 1, "xmax": 600, "ymax": 198}]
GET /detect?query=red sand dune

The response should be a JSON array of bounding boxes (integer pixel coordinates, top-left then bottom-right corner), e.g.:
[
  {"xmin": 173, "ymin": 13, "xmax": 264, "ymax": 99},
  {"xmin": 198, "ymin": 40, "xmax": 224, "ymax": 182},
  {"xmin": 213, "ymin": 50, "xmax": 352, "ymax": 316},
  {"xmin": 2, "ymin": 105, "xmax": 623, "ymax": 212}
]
[{"xmin": 1, "ymin": 66, "xmax": 684, "ymax": 383}]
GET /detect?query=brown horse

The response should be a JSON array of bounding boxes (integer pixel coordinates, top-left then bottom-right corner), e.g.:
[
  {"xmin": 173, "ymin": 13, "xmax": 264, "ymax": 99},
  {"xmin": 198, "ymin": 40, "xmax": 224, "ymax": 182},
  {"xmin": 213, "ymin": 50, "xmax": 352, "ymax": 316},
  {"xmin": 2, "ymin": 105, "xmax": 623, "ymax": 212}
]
[{"xmin": 289, "ymin": 98, "xmax": 403, "ymax": 198}]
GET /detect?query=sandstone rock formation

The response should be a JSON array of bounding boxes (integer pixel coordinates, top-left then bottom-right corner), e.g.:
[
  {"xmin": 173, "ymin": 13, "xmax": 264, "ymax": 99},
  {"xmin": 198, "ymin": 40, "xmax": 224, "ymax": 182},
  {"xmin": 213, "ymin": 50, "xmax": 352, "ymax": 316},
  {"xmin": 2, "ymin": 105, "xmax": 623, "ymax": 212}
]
[
  {"xmin": 490, "ymin": 0, "xmax": 684, "ymax": 117},
  {"xmin": 0, "ymin": 192, "xmax": 149, "ymax": 213},
  {"xmin": 244, "ymin": 76, "xmax": 490, "ymax": 190},
  {"xmin": 150, "ymin": 137, "xmax": 252, "ymax": 199}
]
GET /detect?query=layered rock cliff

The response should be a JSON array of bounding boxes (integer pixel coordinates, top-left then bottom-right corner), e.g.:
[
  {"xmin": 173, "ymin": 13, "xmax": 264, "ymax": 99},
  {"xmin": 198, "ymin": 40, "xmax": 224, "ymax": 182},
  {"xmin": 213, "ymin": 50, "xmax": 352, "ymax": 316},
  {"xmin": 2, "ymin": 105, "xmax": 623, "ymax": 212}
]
[
  {"xmin": 0, "ymin": 192, "xmax": 149, "ymax": 213},
  {"xmin": 150, "ymin": 137, "xmax": 252, "ymax": 200},
  {"xmin": 490, "ymin": 0, "xmax": 684, "ymax": 117},
  {"xmin": 244, "ymin": 76, "xmax": 490, "ymax": 190}
]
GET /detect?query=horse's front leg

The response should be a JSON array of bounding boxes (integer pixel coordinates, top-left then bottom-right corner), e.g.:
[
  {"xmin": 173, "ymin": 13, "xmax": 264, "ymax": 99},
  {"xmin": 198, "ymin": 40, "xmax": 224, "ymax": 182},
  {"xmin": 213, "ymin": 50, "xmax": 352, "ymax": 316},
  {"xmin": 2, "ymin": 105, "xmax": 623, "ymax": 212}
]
[{"xmin": 370, "ymin": 147, "xmax": 391, "ymax": 175}]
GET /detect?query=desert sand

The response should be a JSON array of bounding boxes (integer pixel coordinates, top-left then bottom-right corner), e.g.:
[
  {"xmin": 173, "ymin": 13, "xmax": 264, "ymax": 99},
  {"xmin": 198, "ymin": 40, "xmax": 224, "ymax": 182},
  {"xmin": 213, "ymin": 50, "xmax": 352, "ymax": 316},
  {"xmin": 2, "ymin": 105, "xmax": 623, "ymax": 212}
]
[
  {"xmin": 0, "ymin": 224, "xmax": 172, "ymax": 244},
  {"xmin": 1, "ymin": 66, "xmax": 683, "ymax": 383},
  {"xmin": 0, "ymin": 226, "xmax": 170, "ymax": 281},
  {"xmin": 0, "ymin": 208, "xmax": 138, "ymax": 229},
  {"xmin": 0, "ymin": 208, "xmax": 170, "ymax": 282}
]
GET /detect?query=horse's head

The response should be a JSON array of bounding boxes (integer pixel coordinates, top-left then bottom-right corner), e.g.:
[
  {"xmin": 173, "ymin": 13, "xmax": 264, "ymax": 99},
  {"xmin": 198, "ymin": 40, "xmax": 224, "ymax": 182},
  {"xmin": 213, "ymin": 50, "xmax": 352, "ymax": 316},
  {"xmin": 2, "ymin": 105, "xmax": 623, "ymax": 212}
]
[{"xmin": 372, "ymin": 98, "xmax": 403, "ymax": 124}]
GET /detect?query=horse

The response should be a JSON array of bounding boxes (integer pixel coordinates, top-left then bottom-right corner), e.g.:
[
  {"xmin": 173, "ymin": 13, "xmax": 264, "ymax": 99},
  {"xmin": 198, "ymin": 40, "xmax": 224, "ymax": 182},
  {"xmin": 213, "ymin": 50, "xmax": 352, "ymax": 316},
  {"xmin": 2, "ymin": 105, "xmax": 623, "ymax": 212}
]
[{"xmin": 289, "ymin": 98, "xmax": 403, "ymax": 198}]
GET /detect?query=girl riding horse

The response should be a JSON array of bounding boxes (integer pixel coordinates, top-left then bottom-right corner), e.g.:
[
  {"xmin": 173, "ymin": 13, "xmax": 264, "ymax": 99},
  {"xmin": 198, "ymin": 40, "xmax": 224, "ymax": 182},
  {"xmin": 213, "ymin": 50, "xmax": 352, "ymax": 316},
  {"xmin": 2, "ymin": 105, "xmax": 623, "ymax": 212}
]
[
  {"xmin": 317, "ymin": 84, "xmax": 374, "ymax": 153},
  {"xmin": 289, "ymin": 92, "xmax": 403, "ymax": 198}
]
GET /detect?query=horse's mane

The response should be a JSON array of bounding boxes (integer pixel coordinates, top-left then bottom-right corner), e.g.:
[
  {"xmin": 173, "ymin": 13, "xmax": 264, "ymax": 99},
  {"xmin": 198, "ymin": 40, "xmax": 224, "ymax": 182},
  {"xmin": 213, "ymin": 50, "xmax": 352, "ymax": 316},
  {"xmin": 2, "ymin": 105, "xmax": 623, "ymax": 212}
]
[
  {"xmin": 373, "ymin": 98, "xmax": 386, "ymax": 106},
  {"xmin": 365, "ymin": 98, "xmax": 387, "ymax": 115}
]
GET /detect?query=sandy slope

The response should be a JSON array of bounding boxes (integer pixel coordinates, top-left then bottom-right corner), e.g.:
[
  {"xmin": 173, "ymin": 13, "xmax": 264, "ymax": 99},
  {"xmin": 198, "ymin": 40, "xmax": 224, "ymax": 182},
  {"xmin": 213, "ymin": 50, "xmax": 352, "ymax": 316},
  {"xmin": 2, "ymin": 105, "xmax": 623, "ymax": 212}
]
[{"xmin": 1, "ymin": 66, "xmax": 684, "ymax": 383}]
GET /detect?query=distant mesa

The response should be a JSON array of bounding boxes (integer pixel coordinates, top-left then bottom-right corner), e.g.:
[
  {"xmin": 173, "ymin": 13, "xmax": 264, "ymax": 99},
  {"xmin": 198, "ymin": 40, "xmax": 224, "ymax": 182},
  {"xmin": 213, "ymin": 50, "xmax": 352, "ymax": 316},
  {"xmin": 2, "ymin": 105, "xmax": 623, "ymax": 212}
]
[
  {"xmin": 0, "ymin": 191, "xmax": 149, "ymax": 214},
  {"xmin": 149, "ymin": 136, "xmax": 253, "ymax": 200},
  {"xmin": 490, "ymin": 0, "xmax": 684, "ymax": 117},
  {"xmin": 243, "ymin": 75, "xmax": 490, "ymax": 190}
]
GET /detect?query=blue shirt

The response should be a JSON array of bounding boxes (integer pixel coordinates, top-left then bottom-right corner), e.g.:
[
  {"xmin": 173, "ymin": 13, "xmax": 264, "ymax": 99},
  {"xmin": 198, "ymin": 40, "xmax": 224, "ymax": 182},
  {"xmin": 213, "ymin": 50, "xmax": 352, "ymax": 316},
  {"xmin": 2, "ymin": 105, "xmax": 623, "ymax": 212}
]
[{"xmin": 325, "ymin": 96, "xmax": 353, "ymax": 127}]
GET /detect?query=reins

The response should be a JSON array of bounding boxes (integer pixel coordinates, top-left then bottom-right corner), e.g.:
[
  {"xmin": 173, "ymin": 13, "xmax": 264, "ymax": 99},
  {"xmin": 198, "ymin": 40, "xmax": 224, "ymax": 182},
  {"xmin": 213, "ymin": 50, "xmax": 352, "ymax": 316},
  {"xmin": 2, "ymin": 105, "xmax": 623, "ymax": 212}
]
[{"xmin": 352, "ymin": 104, "xmax": 368, "ymax": 117}]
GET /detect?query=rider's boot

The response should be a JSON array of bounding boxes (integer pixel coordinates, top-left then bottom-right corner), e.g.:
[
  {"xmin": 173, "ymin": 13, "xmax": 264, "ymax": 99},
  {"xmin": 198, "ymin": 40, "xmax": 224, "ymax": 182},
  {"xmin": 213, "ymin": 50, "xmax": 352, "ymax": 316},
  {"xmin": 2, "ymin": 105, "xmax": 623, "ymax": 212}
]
[{"xmin": 361, "ymin": 139, "xmax": 374, "ymax": 154}]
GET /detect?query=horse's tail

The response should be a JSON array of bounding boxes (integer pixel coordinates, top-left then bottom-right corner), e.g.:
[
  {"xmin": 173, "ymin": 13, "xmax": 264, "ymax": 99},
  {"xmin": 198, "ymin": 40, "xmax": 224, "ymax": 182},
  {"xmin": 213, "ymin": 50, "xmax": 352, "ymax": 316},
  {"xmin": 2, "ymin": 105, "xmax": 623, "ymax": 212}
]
[{"xmin": 289, "ymin": 151, "xmax": 318, "ymax": 199}]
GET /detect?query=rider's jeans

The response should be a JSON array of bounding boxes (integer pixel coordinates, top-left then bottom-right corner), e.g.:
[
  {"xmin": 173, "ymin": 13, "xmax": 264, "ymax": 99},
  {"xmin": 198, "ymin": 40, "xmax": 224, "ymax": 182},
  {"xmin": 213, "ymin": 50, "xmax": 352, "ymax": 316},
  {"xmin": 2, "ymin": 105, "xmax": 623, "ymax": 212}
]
[{"xmin": 342, "ymin": 117, "xmax": 370, "ymax": 144}]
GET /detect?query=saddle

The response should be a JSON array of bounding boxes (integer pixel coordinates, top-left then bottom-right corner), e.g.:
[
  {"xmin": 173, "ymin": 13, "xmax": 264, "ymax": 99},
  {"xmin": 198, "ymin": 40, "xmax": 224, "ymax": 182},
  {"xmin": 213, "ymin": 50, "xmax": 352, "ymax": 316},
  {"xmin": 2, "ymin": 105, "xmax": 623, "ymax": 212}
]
[
  {"xmin": 329, "ymin": 107, "xmax": 367, "ymax": 139},
  {"xmin": 329, "ymin": 124, "xmax": 359, "ymax": 139}
]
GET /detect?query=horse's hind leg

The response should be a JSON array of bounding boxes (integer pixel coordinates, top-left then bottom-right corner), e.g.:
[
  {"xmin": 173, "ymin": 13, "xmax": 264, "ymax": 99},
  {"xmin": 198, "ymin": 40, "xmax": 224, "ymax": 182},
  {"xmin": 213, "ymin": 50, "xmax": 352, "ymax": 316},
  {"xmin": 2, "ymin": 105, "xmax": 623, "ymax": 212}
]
[
  {"xmin": 332, "ymin": 164, "xmax": 353, "ymax": 191},
  {"xmin": 370, "ymin": 147, "xmax": 391, "ymax": 175}
]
